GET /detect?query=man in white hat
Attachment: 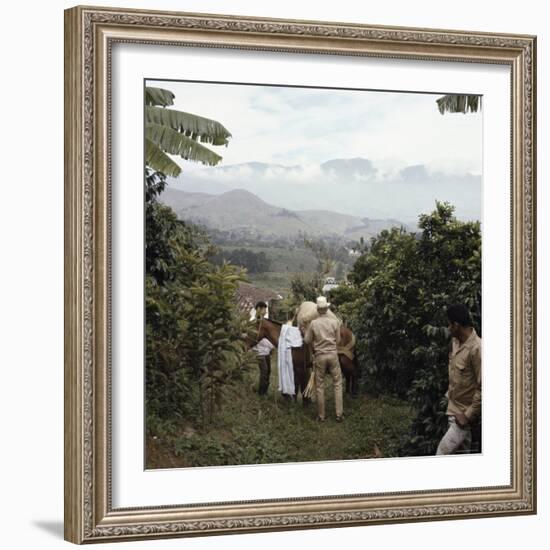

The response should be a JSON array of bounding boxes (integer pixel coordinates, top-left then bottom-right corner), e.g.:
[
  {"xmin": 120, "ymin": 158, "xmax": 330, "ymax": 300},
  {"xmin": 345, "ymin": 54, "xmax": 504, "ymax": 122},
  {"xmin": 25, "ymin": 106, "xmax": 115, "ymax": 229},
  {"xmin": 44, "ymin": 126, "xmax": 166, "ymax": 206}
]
[{"xmin": 304, "ymin": 296, "xmax": 343, "ymax": 422}]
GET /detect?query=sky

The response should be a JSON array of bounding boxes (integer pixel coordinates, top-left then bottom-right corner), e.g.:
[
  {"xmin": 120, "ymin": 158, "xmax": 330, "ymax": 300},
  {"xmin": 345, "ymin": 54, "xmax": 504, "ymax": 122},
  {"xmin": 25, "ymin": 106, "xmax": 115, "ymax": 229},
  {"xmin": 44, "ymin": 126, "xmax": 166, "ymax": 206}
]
[{"xmin": 147, "ymin": 79, "xmax": 482, "ymax": 223}]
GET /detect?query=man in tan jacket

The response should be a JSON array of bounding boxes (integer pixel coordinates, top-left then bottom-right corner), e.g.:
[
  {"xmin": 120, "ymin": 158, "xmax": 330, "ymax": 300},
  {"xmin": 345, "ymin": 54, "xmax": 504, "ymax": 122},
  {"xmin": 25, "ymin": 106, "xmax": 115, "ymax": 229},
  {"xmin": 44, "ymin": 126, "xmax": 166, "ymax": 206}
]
[
  {"xmin": 304, "ymin": 296, "xmax": 343, "ymax": 422},
  {"xmin": 436, "ymin": 304, "xmax": 482, "ymax": 455}
]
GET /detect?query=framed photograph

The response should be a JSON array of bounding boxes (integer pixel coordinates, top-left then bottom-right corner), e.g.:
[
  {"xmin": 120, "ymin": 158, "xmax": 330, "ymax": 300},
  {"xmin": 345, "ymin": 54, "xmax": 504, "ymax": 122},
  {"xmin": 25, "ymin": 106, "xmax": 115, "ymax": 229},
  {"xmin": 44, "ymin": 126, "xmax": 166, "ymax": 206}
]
[{"xmin": 64, "ymin": 5, "xmax": 537, "ymax": 544}]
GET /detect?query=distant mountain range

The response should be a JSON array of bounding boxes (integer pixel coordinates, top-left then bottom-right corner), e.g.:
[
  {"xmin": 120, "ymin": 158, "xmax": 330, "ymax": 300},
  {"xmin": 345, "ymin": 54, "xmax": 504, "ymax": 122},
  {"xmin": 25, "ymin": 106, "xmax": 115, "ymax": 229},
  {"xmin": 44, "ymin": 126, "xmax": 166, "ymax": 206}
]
[
  {"xmin": 167, "ymin": 157, "xmax": 482, "ymax": 224},
  {"xmin": 159, "ymin": 187, "xmax": 407, "ymax": 241}
]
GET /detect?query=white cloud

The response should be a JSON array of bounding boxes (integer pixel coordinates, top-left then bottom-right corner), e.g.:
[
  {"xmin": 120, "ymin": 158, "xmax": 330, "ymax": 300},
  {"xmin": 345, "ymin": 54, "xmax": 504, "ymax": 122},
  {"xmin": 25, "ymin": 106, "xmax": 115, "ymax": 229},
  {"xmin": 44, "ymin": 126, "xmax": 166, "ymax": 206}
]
[
  {"xmin": 170, "ymin": 157, "xmax": 481, "ymax": 224},
  {"xmin": 148, "ymin": 79, "xmax": 482, "ymax": 172},
  {"xmin": 149, "ymin": 79, "xmax": 482, "ymax": 221}
]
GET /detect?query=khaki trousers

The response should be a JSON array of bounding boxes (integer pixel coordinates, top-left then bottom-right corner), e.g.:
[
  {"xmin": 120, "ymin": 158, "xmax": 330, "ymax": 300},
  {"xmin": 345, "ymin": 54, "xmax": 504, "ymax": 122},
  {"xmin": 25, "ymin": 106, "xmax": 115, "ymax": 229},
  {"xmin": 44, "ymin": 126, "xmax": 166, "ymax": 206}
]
[
  {"xmin": 436, "ymin": 416, "xmax": 472, "ymax": 455},
  {"xmin": 314, "ymin": 353, "xmax": 343, "ymax": 420}
]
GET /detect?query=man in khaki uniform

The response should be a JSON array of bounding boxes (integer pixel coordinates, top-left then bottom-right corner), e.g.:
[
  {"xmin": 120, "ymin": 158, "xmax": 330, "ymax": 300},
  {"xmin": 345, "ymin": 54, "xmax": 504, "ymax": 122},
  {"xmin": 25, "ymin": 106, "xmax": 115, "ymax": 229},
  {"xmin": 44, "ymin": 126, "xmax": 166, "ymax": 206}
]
[
  {"xmin": 304, "ymin": 297, "xmax": 343, "ymax": 422},
  {"xmin": 436, "ymin": 304, "xmax": 482, "ymax": 455}
]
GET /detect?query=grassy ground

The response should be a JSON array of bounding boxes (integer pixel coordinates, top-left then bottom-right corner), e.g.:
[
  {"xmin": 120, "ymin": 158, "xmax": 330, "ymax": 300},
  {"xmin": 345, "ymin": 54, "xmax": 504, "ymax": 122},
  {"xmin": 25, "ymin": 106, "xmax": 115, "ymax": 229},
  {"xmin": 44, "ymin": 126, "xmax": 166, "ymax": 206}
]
[{"xmin": 146, "ymin": 364, "xmax": 415, "ymax": 469}]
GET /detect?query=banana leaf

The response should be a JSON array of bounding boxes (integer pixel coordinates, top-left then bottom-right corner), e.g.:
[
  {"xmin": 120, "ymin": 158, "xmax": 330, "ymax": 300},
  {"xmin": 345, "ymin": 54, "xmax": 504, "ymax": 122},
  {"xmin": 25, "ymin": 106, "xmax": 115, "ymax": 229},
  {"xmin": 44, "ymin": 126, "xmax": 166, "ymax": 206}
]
[
  {"xmin": 145, "ymin": 86, "xmax": 175, "ymax": 107},
  {"xmin": 145, "ymin": 138, "xmax": 182, "ymax": 177},
  {"xmin": 146, "ymin": 124, "xmax": 223, "ymax": 166},
  {"xmin": 436, "ymin": 94, "xmax": 481, "ymax": 115},
  {"xmin": 146, "ymin": 106, "xmax": 231, "ymax": 146}
]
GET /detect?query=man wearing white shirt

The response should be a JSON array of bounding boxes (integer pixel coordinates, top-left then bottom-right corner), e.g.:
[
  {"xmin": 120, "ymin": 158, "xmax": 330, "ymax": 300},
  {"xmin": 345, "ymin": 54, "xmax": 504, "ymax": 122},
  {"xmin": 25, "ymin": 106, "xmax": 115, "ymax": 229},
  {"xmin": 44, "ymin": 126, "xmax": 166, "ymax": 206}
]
[
  {"xmin": 253, "ymin": 337, "xmax": 275, "ymax": 395},
  {"xmin": 251, "ymin": 301, "xmax": 274, "ymax": 395}
]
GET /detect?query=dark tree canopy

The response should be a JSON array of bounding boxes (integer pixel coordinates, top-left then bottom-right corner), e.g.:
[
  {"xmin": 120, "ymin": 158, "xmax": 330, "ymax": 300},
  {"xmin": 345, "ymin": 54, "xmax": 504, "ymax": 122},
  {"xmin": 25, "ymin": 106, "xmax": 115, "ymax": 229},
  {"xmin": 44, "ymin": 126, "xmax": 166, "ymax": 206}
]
[{"xmin": 339, "ymin": 201, "xmax": 481, "ymax": 455}]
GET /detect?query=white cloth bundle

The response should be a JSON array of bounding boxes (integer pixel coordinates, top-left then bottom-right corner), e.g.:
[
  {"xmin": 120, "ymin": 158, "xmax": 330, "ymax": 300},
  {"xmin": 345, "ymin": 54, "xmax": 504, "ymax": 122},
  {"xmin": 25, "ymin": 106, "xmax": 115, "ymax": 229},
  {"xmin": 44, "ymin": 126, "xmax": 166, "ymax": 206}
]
[{"xmin": 277, "ymin": 324, "xmax": 303, "ymax": 395}]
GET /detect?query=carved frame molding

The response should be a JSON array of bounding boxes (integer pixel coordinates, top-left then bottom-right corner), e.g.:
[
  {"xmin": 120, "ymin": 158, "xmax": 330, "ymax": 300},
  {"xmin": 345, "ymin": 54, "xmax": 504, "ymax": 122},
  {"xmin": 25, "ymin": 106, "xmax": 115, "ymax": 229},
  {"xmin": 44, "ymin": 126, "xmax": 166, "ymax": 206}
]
[{"xmin": 64, "ymin": 6, "xmax": 536, "ymax": 544}]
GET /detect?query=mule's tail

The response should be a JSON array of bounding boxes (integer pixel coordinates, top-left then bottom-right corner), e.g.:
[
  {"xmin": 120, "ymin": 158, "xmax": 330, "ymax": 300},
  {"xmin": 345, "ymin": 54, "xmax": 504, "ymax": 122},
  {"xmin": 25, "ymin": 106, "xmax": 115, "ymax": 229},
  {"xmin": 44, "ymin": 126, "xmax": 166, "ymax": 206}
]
[{"xmin": 303, "ymin": 370, "xmax": 316, "ymax": 400}]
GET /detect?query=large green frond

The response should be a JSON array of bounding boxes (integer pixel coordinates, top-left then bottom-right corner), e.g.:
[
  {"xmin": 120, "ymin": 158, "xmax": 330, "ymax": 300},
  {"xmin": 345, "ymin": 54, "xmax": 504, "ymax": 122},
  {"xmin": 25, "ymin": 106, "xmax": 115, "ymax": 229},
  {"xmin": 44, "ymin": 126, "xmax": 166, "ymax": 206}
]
[
  {"xmin": 145, "ymin": 138, "xmax": 182, "ymax": 177},
  {"xmin": 436, "ymin": 94, "xmax": 481, "ymax": 115},
  {"xmin": 145, "ymin": 106, "xmax": 232, "ymax": 146},
  {"xmin": 146, "ymin": 124, "xmax": 223, "ymax": 166},
  {"xmin": 145, "ymin": 87, "xmax": 175, "ymax": 107}
]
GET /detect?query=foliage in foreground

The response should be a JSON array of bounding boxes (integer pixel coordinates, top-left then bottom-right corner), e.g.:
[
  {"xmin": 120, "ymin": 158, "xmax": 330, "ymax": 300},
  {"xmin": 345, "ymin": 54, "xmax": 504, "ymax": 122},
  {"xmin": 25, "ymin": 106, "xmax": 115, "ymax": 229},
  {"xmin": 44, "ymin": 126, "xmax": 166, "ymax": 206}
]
[
  {"xmin": 145, "ymin": 86, "xmax": 231, "ymax": 177},
  {"xmin": 144, "ymin": 86, "xmax": 249, "ymax": 430},
  {"xmin": 334, "ymin": 202, "xmax": 481, "ymax": 455},
  {"xmin": 145, "ymin": 193, "xmax": 251, "ymax": 429},
  {"xmin": 146, "ymin": 370, "xmax": 414, "ymax": 468}
]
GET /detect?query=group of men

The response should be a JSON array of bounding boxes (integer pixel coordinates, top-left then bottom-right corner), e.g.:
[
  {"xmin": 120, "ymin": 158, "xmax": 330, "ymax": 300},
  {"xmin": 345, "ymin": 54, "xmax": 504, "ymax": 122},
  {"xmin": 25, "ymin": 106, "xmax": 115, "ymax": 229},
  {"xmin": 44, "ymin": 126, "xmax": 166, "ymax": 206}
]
[
  {"xmin": 251, "ymin": 298, "xmax": 481, "ymax": 456},
  {"xmin": 251, "ymin": 297, "xmax": 343, "ymax": 422}
]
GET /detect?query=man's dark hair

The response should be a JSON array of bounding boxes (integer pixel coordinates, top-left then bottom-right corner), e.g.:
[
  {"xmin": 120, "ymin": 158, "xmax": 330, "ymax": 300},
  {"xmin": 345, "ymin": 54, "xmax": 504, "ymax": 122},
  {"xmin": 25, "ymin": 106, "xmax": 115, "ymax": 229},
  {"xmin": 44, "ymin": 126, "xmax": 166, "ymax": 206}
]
[
  {"xmin": 446, "ymin": 304, "xmax": 473, "ymax": 327},
  {"xmin": 255, "ymin": 301, "xmax": 268, "ymax": 309}
]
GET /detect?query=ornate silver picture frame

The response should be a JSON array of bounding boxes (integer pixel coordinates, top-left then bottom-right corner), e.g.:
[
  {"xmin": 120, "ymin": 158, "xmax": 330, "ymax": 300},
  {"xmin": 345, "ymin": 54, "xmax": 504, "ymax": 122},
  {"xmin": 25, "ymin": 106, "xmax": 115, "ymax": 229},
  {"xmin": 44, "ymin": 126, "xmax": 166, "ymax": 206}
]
[{"xmin": 64, "ymin": 5, "xmax": 536, "ymax": 544}]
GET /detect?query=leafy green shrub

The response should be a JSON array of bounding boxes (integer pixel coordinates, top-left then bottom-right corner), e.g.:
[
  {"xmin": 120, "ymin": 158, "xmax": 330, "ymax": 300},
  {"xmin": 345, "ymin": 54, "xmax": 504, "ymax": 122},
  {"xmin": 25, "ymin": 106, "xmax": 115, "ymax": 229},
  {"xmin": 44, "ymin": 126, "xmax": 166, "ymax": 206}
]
[
  {"xmin": 290, "ymin": 272, "xmax": 322, "ymax": 303},
  {"xmin": 173, "ymin": 428, "xmax": 288, "ymax": 466},
  {"xmin": 339, "ymin": 202, "xmax": 481, "ymax": 455},
  {"xmin": 145, "ymin": 198, "xmax": 249, "ymax": 430}
]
